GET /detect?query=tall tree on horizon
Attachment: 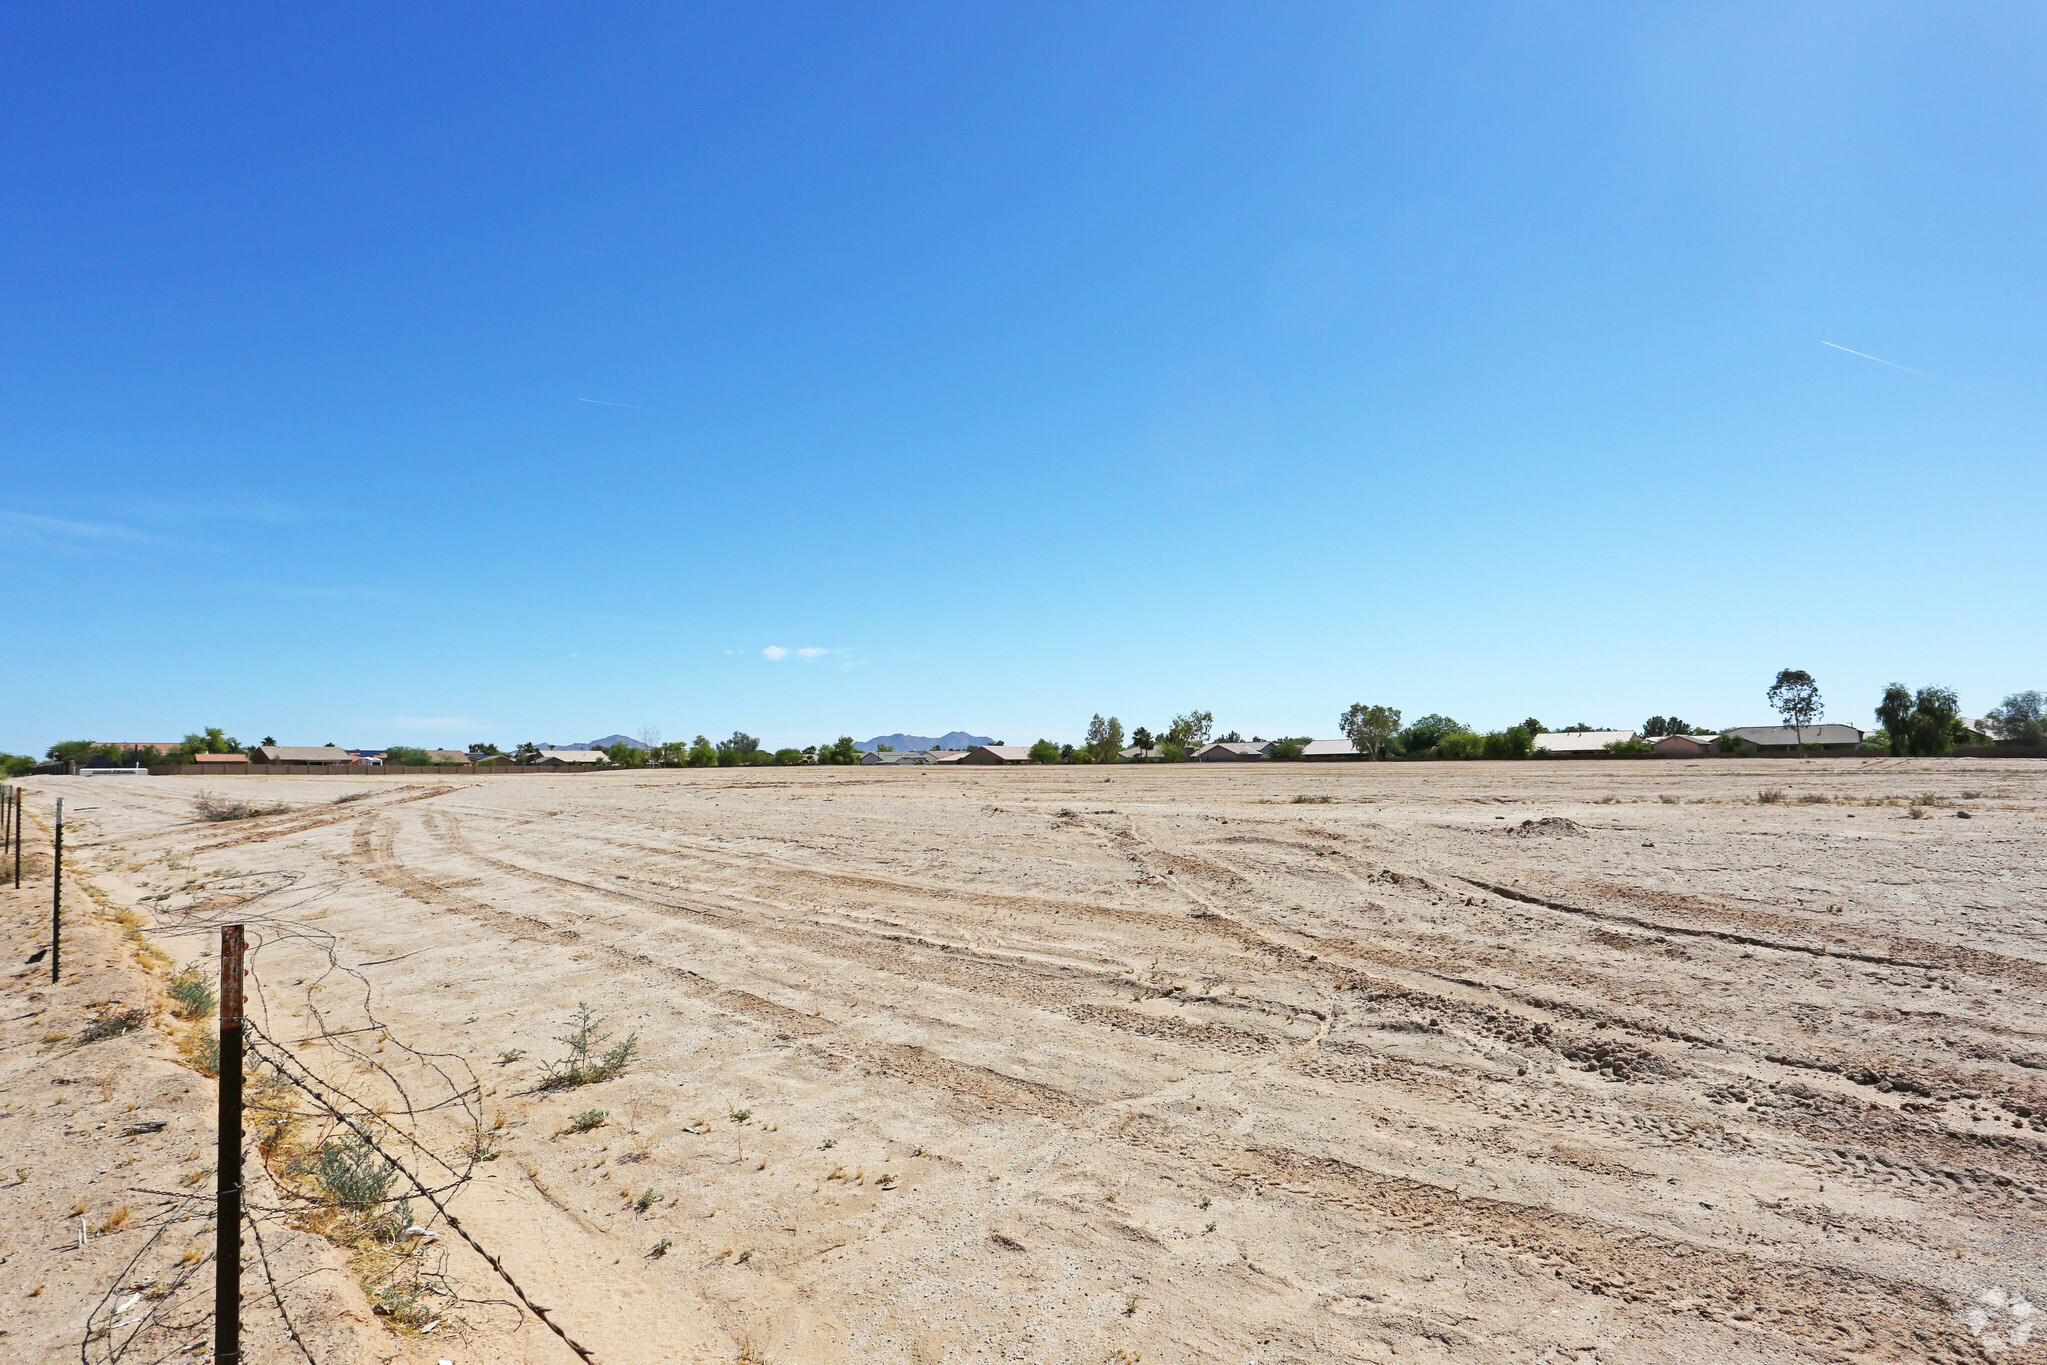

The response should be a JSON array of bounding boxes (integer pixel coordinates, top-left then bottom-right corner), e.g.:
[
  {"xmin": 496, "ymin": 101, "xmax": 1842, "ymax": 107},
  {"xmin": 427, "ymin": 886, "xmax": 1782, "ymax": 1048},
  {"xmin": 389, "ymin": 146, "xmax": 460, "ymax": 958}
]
[
  {"xmin": 1766, "ymin": 669, "xmax": 1823, "ymax": 760},
  {"xmin": 1339, "ymin": 703, "xmax": 1402, "ymax": 760}
]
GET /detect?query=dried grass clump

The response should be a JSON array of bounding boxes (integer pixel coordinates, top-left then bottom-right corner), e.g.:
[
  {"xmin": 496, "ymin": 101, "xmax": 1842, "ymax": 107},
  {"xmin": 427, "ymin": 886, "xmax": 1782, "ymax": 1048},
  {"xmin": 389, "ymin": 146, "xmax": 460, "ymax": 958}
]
[
  {"xmin": 192, "ymin": 792, "xmax": 292, "ymax": 822},
  {"xmin": 80, "ymin": 1007, "xmax": 150, "ymax": 1044},
  {"xmin": 1795, "ymin": 793, "xmax": 1832, "ymax": 805},
  {"xmin": 1756, "ymin": 788, "xmax": 1786, "ymax": 805}
]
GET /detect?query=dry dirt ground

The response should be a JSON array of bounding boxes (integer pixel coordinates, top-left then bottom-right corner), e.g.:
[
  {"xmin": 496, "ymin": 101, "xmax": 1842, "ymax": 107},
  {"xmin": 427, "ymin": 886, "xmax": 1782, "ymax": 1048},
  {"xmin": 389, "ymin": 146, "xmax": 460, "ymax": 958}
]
[{"xmin": 3, "ymin": 758, "xmax": 2045, "ymax": 1365}]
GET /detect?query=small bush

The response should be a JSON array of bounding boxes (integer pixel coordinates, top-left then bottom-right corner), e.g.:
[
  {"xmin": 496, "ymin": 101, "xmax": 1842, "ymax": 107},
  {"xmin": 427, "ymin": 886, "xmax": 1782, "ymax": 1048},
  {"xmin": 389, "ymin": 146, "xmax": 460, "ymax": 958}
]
[
  {"xmin": 1658, "ymin": 794, "xmax": 1680, "ymax": 804},
  {"xmin": 167, "ymin": 970, "xmax": 217, "ymax": 1019},
  {"xmin": 536, "ymin": 1004, "xmax": 638, "ymax": 1091},
  {"xmin": 568, "ymin": 1109, "xmax": 608, "ymax": 1133},
  {"xmin": 1910, "ymin": 792, "xmax": 1948, "ymax": 807},
  {"xmin": 1757, "ymin": 788, "xmax": 1786, "ymax": 804},
  {"xmin": 313, "ymin": 1137, "xmax": 397, "ymax": 1208},
  {"xmin": 634, "ymin": 1189, "xmax": 662, "ymax": 1212},
  {"xmin": 192, "ymin": 792, "xmax": 292, "ymax": 822},
  {"xmin": 649, "ymin": 1238, "xmax": 673, "ymax": 1258},
  {"xmin": 1795, "ymin": 793, "xmax": 1832, "ymax": 805}
]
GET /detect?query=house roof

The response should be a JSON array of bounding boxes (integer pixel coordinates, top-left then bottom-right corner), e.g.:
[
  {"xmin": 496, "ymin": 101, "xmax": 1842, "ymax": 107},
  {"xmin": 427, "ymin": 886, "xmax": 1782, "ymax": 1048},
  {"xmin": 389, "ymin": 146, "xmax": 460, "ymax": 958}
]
[
  {"xmin": 1532, "ymin": 730, "xmax": 1639, "ymax": 752},
  {"xmin": 1194, "ymin": 742, "xmax": 1271, "ymax": 759},
  {"xmin": 534, "ymin": 748, "xmax": 606, "ymax": 763},
  {"xmin": 1651, "ymin": 734, "xmax": 1713, "ymax": 750},
  {"xmin": 1724, "ymin": 724, "xmax": 1864, "ymax": 746},
  {"xmin": 1300, "ymin": 738, "xmax": 1364, "ymax": 757},
  {"xmin": 194, "ymin": 752, "xmax": 251, "ymax": 762},
  {"xmin": 969, "ymin": 745, "xmax": 1034, "ymax": 762},
  {"xmin": 425, "ymin": 750, "xmax": 470, "ymax": 763},
  {"xmin": 254, "ymin": 745, "xmax": 356, "ymax": 763},
  {"xmin": 925, "ymin": 749, "xmax": 969, "ymax": 762}
]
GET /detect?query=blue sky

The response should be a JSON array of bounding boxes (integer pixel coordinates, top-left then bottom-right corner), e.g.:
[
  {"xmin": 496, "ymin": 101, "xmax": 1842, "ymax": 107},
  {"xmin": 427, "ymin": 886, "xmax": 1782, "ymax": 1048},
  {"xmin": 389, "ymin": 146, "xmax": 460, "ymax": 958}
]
[{"xmin": 4, "ymin": 4, "xmax": 2042, "ymax": 753}]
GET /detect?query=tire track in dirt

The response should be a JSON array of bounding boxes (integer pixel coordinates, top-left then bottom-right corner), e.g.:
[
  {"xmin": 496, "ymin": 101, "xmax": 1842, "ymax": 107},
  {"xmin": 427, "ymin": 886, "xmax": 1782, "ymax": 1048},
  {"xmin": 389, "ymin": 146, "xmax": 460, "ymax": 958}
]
[
  {"xmin": 196, "ymin": 784, "xmax": 457, "ymax": 852},
  {"xmin": 425, "ymin": 811, "xmax": 1317, "ymax": 1061},
  {"xmin": 348, "ymin": 814, "xmax": 829, "ymax": 1039}
]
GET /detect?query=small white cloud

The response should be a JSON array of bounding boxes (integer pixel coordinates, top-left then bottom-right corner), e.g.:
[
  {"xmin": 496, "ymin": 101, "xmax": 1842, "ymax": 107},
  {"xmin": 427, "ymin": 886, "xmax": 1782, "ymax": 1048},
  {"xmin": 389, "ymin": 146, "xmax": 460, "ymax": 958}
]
[
  {"xmin": 796, "ymin": 647, "xmax": 828, "ymax": 659},
  {"xmin": 763, "ymin": 645, "xmax": 790, "ymax": 660}
]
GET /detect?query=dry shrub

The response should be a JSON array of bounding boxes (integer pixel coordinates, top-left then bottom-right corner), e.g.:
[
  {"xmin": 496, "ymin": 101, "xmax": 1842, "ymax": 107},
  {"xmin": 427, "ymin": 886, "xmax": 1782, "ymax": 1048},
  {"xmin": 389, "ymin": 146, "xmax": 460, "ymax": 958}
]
[
  {"xmin": 80, "ymin": 1007, "xmax": 149, "ymax": 1044},
  {"xmin": 192, "ymin": 792, "xmax": 292, "ymax": 822},
  {"xmin": 1756, "ymin": 788, "xmax": 1786, "ymax": 804},
  {"xmin": 1795, "ymin": 793, "xmax": 1832, "ymax": 805},
  {"xmin": 1657, "ymin": 794, "xmax": 1680, "ymax": 804}
]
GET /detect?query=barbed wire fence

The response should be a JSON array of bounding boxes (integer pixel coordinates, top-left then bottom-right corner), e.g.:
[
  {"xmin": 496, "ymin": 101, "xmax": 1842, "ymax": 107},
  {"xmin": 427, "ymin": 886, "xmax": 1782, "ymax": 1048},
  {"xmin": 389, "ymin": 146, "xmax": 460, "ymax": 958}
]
[{"xmin": 75, "ymin": 865, "xmax": 600, "ymax": 1364}]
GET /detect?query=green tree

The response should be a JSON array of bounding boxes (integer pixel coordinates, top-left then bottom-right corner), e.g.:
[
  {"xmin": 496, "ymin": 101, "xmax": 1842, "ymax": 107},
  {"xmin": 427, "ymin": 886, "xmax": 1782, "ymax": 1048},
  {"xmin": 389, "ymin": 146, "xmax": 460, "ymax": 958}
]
[
  {"xmin": 1394, "ymin": 714, "xmax": 1464, "ymax": 755},
  {"xmin": 1270, "ymin": 737, "xmax": 1306, "ymax": 761},
  {"xmin": 686, "ymin": 735, "xmax": 718, "ymax": 767},
  {"xmin": 1987, "ymin": 691, "xmax": 2046, "ymax": 746},
  {"xmin": 1765, "ymin": 669, "xmax": 1823, "ymax": 759},
  {"xmin": 1165, "ymin": 711, "xmax": 1212, "ymax": 748},
  {"xmin": 1907, "ymin": 685, "xmax": 1960, "ymax": 756},
  {"xmin": 1874, "ymin": 684, "xmax": 1915, "ymax": 758},
  {"xmin": 875, "ymin": 743, "xmax": 894, "ymax": 752},
  {"xmin": 772, "ymin": 748, "xmax": 806, "ymax": 765},
  {"xmin": 386, "ymin": 746, "xmax": 433, "ymax": 766},
  {"xmin": 718, "ymin": 732, "xmax": 760, "ymax": 759},
  {"xmin": 1338, "ymin": 703, "xmax": 1401, "ymax": 759},
  {"xmin": 1438, "ymin": 732, "xmax": 1484, "ymax": 759},
  {"xmin": 1129, "ymin": 726, "xmax": 1153, "ymax": 755},
  {"xmin": 1028, "ymin": 739, "xmax": 1060, "ymax": 764},
  {"xmin": 0, "ymin": 753, "xmax": 35, "ymax": 777},
  {"xmin": 468, "ymin": 742, "xmax": 504, "ymax": 758},
  {"xmin": 514, "ymin": 741, "xmax": 541, "ymax": 765},
  {"xmin": 1084, "ymin": 714, "xmax": 1124, "ymax": 764},
  {"xmin": 826, "ymin": 736, "xmax": 860, "ymax": 765},
  {"xmin": 1482, "ymin": 727, "xmax": 1535, "ymax": 759},
  {"xmin": 605, "ymin": 742, "xmax": 645, "ymax": 767},
  {"xmin": 1520, "ymin": 718, "xmax": 1546, "ymax": 736}
]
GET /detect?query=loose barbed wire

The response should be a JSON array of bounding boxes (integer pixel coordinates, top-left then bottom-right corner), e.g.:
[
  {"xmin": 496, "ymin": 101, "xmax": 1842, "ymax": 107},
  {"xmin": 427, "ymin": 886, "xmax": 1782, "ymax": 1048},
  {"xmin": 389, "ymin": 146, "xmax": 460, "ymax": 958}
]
[{"xmin": 74, "ymin": 815, "xmax": 558, "ymax": 1364}]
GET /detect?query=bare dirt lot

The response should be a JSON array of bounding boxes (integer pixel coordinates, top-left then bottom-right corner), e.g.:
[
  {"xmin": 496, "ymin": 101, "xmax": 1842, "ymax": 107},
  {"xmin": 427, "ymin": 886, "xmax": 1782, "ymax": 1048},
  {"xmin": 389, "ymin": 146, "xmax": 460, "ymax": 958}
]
[{"xmin": 4, "ymin": 758, "xmax": 2044, "ymax": 1364}]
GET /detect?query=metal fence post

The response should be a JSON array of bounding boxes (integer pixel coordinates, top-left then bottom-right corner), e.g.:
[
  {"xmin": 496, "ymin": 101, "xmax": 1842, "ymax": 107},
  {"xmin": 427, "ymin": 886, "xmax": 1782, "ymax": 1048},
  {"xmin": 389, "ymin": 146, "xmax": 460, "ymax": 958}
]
[
  {"xmin": 51, "ymin": 797, "xmax": 61, "ymax": 983},
  {"xmin": 216, "ymin": 924, "xmax": 245, "ymax": 1365}
]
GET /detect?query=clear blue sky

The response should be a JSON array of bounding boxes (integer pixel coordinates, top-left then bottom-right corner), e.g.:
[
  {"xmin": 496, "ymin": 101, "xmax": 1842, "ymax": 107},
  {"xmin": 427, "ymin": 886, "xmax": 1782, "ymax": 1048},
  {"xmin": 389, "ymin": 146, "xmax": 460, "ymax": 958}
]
[{"xmin": 4, "ymin": 4, "xmax": 2042, "ymax": 753}]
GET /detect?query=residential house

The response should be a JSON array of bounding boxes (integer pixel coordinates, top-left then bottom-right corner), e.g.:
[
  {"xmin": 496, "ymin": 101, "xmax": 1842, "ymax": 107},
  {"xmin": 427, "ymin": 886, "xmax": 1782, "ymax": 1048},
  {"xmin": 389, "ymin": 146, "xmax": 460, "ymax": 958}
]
[
  {"xmin": 471, "ymin": 753, "xmax": 517, "ymax": 767},
  {"xmin": 1723, "ymin": 725, "xmax": 1864, "ymax": 754},
  {"xmin": 961, "ymin": 745, "xmax": 1033, "ymax": 765},
  {"xmin": 925, "ymin": 750, "xmax": 970, "ymax": 764},
  {"xmin": 860, "ymin": 750, "xmax": 930, "ymax": 765},
  {"xmin": 529, "ymin": 749, "xmax": 607, "ymax": 767},
  {"xmin": 1651, "ymin": 734, "xmax": 1716, "ymax": 757},
  {"xmin": 194, "ymin": 752, "xmax": 252, "ymax": 767},
  {"xmin": 1299, "ymin": 739, "xmax": 1369, "ymax": 760},
  {"xmin": 425, "ymin": 750, "xmax": 471, "ymax": 765},
  {"xmin": 1117, "ymin": 745, "xmax": 1157, "ymax": 761},
  {"xmin": 1532, "ymin": 730, "xmax": 1640, "ymax": 755},
  {"xmin": 252, "ymin": 745, "xmax": 359, "ymax": 766},
  {"xmin": 1194, "ymin": 741, "xmax": 1273, "ymax": 761}
]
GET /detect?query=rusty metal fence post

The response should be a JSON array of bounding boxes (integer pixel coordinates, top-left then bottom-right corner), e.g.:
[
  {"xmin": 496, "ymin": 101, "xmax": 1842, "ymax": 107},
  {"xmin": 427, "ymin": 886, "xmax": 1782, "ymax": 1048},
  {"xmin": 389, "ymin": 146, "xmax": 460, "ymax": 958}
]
[
  {"xmin": 51, "ymin": 796, "xmax": 62, "ymax": 983},
  {"xmin": 216, "ymin": 924, "xmax": 246, "ymax": 1365}
]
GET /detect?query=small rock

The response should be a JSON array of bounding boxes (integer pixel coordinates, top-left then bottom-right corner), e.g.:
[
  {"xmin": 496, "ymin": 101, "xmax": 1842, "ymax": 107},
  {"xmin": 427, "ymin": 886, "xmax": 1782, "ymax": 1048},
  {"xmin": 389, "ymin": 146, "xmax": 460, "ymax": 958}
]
[{"xmin": 1956, "ymin": 810, "xmax": 1973, "ymax": 819}]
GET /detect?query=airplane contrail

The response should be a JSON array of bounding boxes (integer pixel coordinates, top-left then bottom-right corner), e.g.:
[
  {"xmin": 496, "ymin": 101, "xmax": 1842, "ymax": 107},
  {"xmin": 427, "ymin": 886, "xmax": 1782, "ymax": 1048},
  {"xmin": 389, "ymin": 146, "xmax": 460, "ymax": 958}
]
[
  {"xmin": 578, "ymin": 398, "xmax": 662, "ymax": 412},
  {"xmin": 1820, "ymin": 340, "xmax": 1926, "ymax": 376}
]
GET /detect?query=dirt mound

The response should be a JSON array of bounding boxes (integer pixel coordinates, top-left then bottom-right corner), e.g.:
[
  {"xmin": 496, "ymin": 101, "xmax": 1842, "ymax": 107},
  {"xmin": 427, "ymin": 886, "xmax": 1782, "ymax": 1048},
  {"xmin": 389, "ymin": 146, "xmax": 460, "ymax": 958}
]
[{"xmin": 1506, "ymin": 816, "xmax": 1584, "ymax": 836}]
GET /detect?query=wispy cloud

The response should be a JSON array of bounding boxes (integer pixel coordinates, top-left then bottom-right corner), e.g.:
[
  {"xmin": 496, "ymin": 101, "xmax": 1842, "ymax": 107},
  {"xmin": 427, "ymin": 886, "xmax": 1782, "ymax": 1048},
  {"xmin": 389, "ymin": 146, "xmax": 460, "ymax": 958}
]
[
  {"xmin": 0, "ymin": 509, "xmax": 207, "ymax": 554},
  {"xmin": 762, "ymin": 645, "xmax": 790, "ymax": 660},
  {"xmin": 796, "ymin": 647, "xmax": 829, "ymax": 660},
  {"xmin": 764, "ymin": 645, "xmax": 830, "ymax": 662},
  {"xmin": 120, "ymin": 494, "xmax": 300, "ymax": 525}
]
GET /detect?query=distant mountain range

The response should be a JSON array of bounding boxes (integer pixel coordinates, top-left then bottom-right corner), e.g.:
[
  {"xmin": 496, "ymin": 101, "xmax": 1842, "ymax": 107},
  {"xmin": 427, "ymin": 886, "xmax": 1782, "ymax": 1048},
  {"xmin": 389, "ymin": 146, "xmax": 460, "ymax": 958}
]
[
  {"xmin": 538, "ymin": 734, "xmax": 644, "ymax": 751},
  {"xmin": 856, "ymin": 731, "xmax": 993, "ymax": 754}
]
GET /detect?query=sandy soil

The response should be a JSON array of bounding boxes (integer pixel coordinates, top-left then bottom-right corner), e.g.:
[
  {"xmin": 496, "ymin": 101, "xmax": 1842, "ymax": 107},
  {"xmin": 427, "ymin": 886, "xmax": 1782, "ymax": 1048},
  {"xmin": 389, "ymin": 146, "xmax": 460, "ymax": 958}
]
[{"xmin": 3, "ymin": 757, "xmax": 2044, "ymax": 1364}]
